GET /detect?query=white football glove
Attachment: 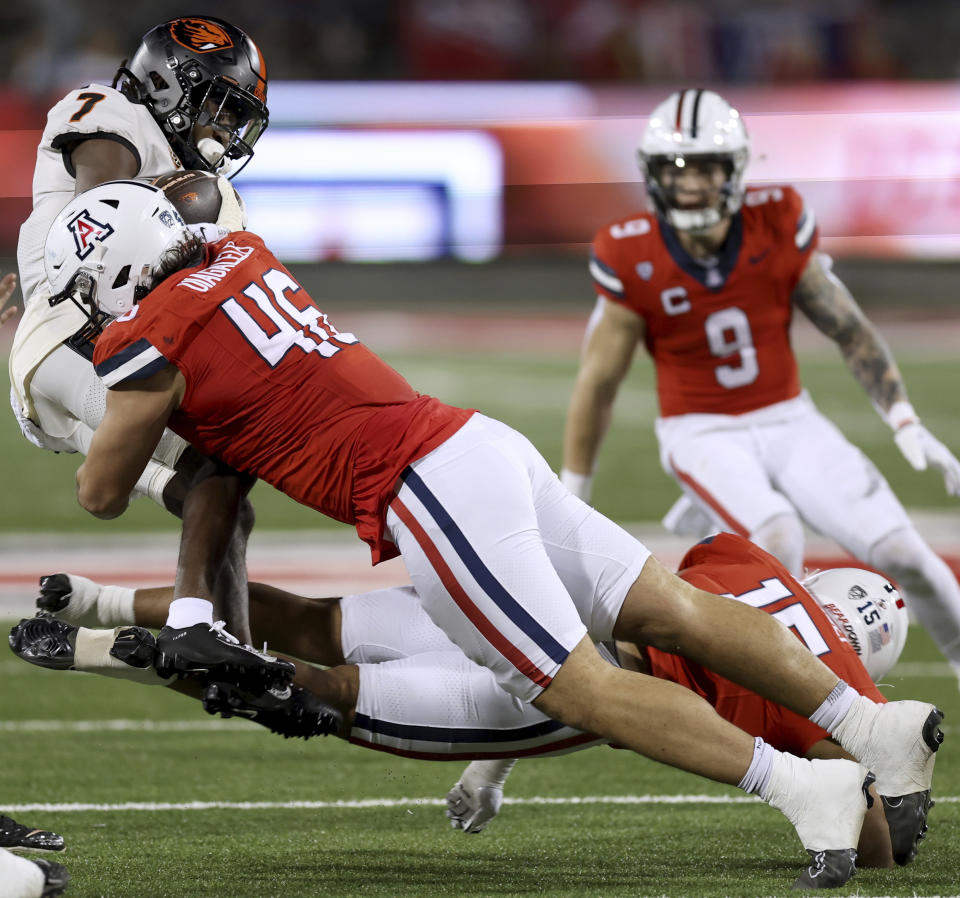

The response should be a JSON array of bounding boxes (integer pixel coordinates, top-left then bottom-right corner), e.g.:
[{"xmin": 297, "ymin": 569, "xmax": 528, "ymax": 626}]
[
  {"xmin": 214, "ymin": 175, "xmax": 248, "ymax": 231},
  {"xmin": 445, "ymin": 781, "xmax": 504, "ymax": 834},
  {"xmin": 9, "ymin": 387, "xmax": 76, "ymax": 453},
  {"xmin": 886, "ymin": 401, "xmax": 960, "ymax": 497}
]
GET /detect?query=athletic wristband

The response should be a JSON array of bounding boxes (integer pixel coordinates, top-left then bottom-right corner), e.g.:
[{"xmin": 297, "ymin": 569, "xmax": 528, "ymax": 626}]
[
  {"xmin": 560, "ymin": 468, "xmax": 593, "ymax": 502},
  {"xmin": 883, "ymin": 400, "xmax": 918, "ymax": 432}
]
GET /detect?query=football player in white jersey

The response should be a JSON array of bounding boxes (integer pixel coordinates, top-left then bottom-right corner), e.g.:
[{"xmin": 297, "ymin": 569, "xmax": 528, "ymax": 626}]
[
  {"xmin": 6, "ymin": 17, "xmax": 273, "ymax": 659},
  {"xmin": 561, "ymin": 88, "xmax": 960, "ymax": 684}
]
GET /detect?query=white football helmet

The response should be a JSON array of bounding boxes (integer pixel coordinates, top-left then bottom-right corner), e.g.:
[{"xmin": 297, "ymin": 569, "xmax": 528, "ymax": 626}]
[
  {"xmin": 45, "ymin": 180, "xmax": 191, "ymax": 318},
  {"xmin": 803, "ymin": 568, "xmax": 909, "ymax": 681},
  {"xmin": 638, "ymin": 89, "xmax": 750, "ymax": 233}
]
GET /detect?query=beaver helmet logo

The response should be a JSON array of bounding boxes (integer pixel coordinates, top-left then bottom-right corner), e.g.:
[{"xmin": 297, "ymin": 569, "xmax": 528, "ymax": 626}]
[{"xmin": 170, "ymin": 18, "xmax": 235, "ymax": 53}]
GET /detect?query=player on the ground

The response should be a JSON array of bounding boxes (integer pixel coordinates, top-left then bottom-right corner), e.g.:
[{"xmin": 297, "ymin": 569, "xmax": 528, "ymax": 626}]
[
  {"xmin": 13, "ymin": 534, "xmax": 910, "ymax": 867},
  {"xmin": 6, "ymin": 16, "xmax": 284, "ymax": 677},
  {"xmin": 561, "ymin": 89, "xmax": 960, "ymax": 682},
  {"xmin": 46, "ymin": 180, "xmax": 948, "ymax": 888}
]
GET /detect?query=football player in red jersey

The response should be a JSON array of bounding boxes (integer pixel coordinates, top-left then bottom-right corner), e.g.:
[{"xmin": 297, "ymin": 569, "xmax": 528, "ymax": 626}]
[
  {"xmin": 46, "ymin": 180, "xmax": 945, "ymax": 887},
  {"xmin": 561, "ymin": 88, "xmax": 960, "ymax": 682},
  {"xmin": 14, "ymin": 533, "xmax": 906, "ymax": 868}
]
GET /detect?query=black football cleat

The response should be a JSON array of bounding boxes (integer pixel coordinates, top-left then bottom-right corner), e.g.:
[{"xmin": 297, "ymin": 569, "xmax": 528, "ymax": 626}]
[
  {"xmin": 202, "ymin": 680, "xmax": 342, "ymax": 740},
  {"xmin": 9, "ymin": 616, "xmax": 157, "ymax": 673},
  {"xmin": 31, "ymin": 856, "xmax": 70, "ymax": 896},
  {"xmin": 9, "ymin": 617, "xmax": 78, "ymax": 670},
  {"xmin": 0, "ymin": 815, "xmax": 65, "ymax": 852},
  {"xmin": 36, "ymin": 573, "xmax": 73, "ymax": 615},
  {"xmin": 155, "ymin": 621, "xmax": 295, "ymax": 692}
]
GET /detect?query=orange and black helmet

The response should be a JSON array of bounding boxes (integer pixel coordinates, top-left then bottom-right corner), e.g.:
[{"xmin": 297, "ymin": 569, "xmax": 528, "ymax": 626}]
[{"xmin": 115, "ymin": 16, "xmax": 268, "ymax": 177}]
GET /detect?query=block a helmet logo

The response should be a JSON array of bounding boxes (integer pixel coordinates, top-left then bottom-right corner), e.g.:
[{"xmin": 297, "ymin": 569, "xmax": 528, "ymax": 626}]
[
  {"xmin": 67, "ymin": 210, "xmax": 114, "ymax": 260},
  {"xmin": 170, "ymin": 18, "xmax": 235, "ymax": 53}
]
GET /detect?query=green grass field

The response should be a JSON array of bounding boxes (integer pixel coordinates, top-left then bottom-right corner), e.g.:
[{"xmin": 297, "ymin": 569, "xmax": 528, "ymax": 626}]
[{"xmin": 1, "ymin": 318, "xmax": 959, "ymax": 896}]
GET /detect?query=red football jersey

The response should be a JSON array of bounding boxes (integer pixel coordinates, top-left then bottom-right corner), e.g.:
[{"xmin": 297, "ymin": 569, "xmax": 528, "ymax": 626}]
[
  {"xmin": 590, "ymin": 186, "xmax": 817, "ymax": 417},
  {"xmin": 94, "ymin": 233, "xmax": 473, "ymax": 562},
  {"xmin": 645, "ymin": 533, "xmax": 884, "ymax": 757}
]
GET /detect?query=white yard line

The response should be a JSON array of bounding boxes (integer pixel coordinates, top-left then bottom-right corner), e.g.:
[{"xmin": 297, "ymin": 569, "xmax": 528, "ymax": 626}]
[{"xmin": 3, "ymin": 795, "xmax": 958, "ymax": 814}]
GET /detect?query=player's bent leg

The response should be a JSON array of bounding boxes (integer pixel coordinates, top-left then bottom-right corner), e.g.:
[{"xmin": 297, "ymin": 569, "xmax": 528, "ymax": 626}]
[
  {"xmin": 613, "ymin": 556, "xmax": 841, "ymax": 714},
  {"xmin": 534, "ymin": 638, "xmax": 869, "ymax": 888},
  {"xmin": 868, "ymin": 526, "xmax": 960, "ymax": 670},
  {"xmin": 751, "ymin": 512, "xmax": 804, "ymax": 578}
]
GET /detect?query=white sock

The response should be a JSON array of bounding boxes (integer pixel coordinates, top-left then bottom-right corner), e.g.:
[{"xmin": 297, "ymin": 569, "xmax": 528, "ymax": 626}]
[
  {"xmin": 738, "ymin": 737, "xmax": 776, "ymax": 797},
  {"xmin": 828, "ymin": 694, "xmax": 882, "ymax": 762},
  {"xmin": 809, "ymin": 680, "xmax": 858, "ymax": 732},
  {"xmin": 97, "ymin": 584, "xmax": 137, "ymax": 626},
  {"xmin": 460, "ymin": 759, "xmax": 517, "ymax": 792},
  {"xmin": 49, "ymin": 576, "xmax": 136, "ymax": 628},
  {"xmin": 0, "ymin": 847, "xmax": 46, "ymax": 898},
  {"xmin": 759, "ymin": 747, "xmax": 799, "ymax": 807},
  {"xmin": 73, "ymin": 627, "xmax": 174, "ymax": 686},
  {"xmin": 165, "ymin": 597, "xmax": 214, "ymax": 629}
]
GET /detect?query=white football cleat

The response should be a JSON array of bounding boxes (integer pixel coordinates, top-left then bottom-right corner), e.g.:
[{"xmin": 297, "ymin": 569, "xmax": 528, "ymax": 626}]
[
  {"xmin": 845, "ymin": 700, "xmax": 944, "ymax": 865},
  {"xmin": 766, "ymin": 755, "xmax": 872, "ymax": 889}
]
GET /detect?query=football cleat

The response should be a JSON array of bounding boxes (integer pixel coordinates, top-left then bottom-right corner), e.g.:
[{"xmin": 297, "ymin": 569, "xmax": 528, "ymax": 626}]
[
  {"xmin": 792, "ymin": 848, "xmax": 857, "ymax": 891},
  {"xmin": 8, "ymin": 616, "xmax": 158, "ymax": 676},
  {"xmin": 155, "ymin": 621, "xmax": 295, "ymax": 692},
  {"xmin": 881, "ymin": 792, "xmax": 934, "ymax": 866},
  {"xmin": 852, "ymin": 702, "xmax": 944, "ymax": 865},
  {"xmin": 36, "ymin": 574, "xmax": 74, "ymax": 616},
  {"xmin": 30, "ymin": 857, "xmax": 70, "ymax": 897},
  {"xmin": 9, "ymin": 617, "xmax": 78, "ymax": 670},
  {"xmin": 0, "ymin": 815, "xmax": 65, "ymax": 852},
  {"xmin": 201, "ymin": 680, "xmax": 342, "ymax": 740}
]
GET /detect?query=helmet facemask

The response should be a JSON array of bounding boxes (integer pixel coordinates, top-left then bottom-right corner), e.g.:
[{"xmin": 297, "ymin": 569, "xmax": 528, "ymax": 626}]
[
  {"xmin": 640, "ymin": 149, "xmax": 748, "ymax": 234},
  {"xmin": 638, "ymin": 89, "xmax": 750, "ymax": 234},
  {"xmin": 116, "ymin": 17, "xmax": 269, "ymax": 178}
]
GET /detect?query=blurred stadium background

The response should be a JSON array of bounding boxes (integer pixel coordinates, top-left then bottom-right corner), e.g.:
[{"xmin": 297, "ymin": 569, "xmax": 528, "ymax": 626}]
[{"xmin": 1, "ymin": 3, "xmax": 959, "ymax": 896}]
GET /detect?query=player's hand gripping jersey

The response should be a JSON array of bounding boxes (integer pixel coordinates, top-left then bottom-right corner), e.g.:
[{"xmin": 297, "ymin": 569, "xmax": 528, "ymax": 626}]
[
  {"xmin": 93, "ymin": 233, "xmax": 472, "ymax": 561},
  {"xmin": 645, "ymin": 533, "xmax": 886, "ymax": 757},
  {"xmin": 590, "ymin": 186, "xmax": 817, "ymax": 417}
]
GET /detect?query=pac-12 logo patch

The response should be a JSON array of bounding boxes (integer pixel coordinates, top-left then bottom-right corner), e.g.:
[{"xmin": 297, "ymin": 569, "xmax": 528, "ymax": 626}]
[
  {"xmin": 170, "ymin": 18, "xmax": 234, "ymax": 53},
  {"xmin": 67, "ymin": 210, "xmax": 114, "ymax": 260}
]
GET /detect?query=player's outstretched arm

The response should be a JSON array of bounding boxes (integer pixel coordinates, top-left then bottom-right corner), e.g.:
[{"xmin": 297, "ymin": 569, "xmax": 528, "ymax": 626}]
[
  {"xmin": 561, "ymin": 298, "xmax": 644, "ymax": 501},
  {"xmin": 791, "ymin": 251, "xmax": 960, "ymax": 495}
]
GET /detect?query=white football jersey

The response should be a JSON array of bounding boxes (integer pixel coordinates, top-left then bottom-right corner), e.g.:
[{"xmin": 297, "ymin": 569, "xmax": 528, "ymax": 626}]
[{"xmin": 11, "ymin": 85, "xmax": 185, "ymax": 414}]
